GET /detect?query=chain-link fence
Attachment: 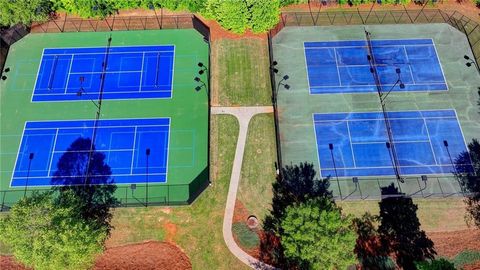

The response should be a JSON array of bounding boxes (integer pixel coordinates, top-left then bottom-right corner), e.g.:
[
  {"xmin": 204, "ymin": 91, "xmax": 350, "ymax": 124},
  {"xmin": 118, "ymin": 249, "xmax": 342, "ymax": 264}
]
[
  {"xmin": 30, "ymin": 14, "xmax": 195, "ymax": 33},
  {"xmin": 0, "ymin": 25, "xmax": 29, "ymax": 77}
]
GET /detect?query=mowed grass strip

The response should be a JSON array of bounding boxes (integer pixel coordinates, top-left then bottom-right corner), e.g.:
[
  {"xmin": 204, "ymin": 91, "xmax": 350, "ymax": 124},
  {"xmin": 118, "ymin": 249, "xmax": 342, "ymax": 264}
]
[
  {"xmin": 337, "ymin": 197, "xmax": 468, "ymax": 232},
  {"xmin": 238, "ymin": 113, "xmax": 277, "ymax": 223},
  {"xmin": 108, "ymin": 115, "xmax": 248, "ymax": 270},
  {"xmin": 211, "ymin": 38, "xmax": 272, "ymax": 106}
]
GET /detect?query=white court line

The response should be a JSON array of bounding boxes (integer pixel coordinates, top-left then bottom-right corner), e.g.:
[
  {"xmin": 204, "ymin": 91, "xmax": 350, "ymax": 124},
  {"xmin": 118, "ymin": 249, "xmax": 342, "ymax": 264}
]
[
  {"xmin": 69, "ymin": 70, "xmax": 143, "ymax": 75},
  {"xmin": 64, "ymin": 54, "xmax": 75, "ymax": 94},
  {"xmin": 139, "ymin": 52, "xmax": 145, "ymax": 92},
  {"xmin": 403, "ymin": 45, "xmax": 416, "ymax": 85},
  {"xmin": 34, "ymin": 88, "xmax": 171, "ymax": 96},
  {"xmin": 25, "ymin": 124, "xmax": 170, "ymax": 131},
  {"xmin": 311, "ymin": 114, "xmax": 323, "ymax": 179},
  {"xmin": 346, "ymin": 121, "xmax": 356, "ymax": 168},
  {"xmin": 350, "ymin": 140, "xmax": 431, "ymax": 145},
  {"xmin": 423, "ymin": 118, "xmax": 439, "ymax": 165},
  {"xmin": 46, "ymin": 129, "xmax": 59, "ymax": 177},
  {"xmin": 130, "ymin": 126, "xmax": 138, "ymax": 175},
  {"xmin": 314, "ymin": 116, "xmax": 457, "ymax": 123},
  {"xmin": 333, "ymin": 48, "xmax": 342, "ymax": 87},
  {"xmin": 320, "ymin": 163, "xmax": 450, "ymax": 171}
]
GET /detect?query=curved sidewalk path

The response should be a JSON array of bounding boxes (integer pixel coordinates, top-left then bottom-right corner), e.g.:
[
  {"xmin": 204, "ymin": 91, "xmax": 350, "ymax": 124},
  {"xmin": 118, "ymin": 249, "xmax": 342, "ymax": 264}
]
[{"xmin": 211, "ymin": 106, "xmax": 277, "ymax": 270}]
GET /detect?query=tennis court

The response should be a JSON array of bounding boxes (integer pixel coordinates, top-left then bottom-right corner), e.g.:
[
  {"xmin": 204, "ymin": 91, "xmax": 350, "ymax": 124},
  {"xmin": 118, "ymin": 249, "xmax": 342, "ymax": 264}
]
[
  {"xmin": 32, "ymin": 45, "xmax": 174, "ymax": 101},
  {"xmin": 305, "ymin": 39, "xmax": 447, "ymax": 94},
  {"xmin": 273, "ymin": 24, "xmax": 480, "ymax": 198},
  {"xmin": 11, "ymin": 118, "xmax": 170, "ymax": 187},
  {"xmin": 313, "ymin": 109, "xmax": 472, "ymax": 178}
]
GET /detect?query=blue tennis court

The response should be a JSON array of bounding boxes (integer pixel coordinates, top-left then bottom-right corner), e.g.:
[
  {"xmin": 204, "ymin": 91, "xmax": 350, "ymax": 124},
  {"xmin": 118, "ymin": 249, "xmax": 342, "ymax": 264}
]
[
  {"xmin": 304, "ymin": 39, "xmax": 447, "ymax": 94},
  {"xmin": 32, "ymin": 45, "xmax": 174, "ymax": 102},
  {"xmin": 10, "ymin": 118, "xmax": 170, "ymax": 187},
  {"xmin": 313, "ymin": 109, "xmax": 472, "ymax": 178}
]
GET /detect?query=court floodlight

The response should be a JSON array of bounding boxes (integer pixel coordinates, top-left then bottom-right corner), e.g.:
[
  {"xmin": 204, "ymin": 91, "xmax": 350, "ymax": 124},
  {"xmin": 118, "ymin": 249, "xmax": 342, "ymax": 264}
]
[
  {"xmin": 4, "ymin": 67, "xmax": 9, "ymax": 73},
  {"xmin": 284, "ymin": 84, "xmax": 291, "ymax": 90},
  {"xmin": 352, "ymin": 177, "xmax": 358, "ymax": 183},
  {"xmin": 130, "ymin": 184, "xmax": 137, "ymax": 190},
  {"xmin": 199, "ymin": 70, "xmax": 204, "ymax": 75},
  {"xmin": 421, "ymin": 175, "xmax": 428, "ymax": 182},
  {"xmin": 195, "ymin": 86, "xmax": 202, "ymax": 91},
  {"xmin": 194, "ymin": 77, "xmax": 201, "ymax": 82},
  {"xmin": 464, "ymin": 55, "xmax": 470, "ymax": 60},
  {"xmin": 1, "ymin": 76, "xmax": 6, "ymax": 80},
  {"xmin": 283, "ymin": 75, "xmax": 289, "ymax": 80},
  {"xmin": 198, "ymin": 62, "xmax": 204, "ymax": 67}
]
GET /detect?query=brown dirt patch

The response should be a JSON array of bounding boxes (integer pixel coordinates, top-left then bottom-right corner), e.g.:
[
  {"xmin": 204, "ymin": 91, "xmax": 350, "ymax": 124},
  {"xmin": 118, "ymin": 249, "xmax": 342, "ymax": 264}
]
[
  {"xmin": 163, "ymin": 221, "xmax": 178, "ymax": 243},
  {"xmin": 428, "ymin": 229, "xmax": 480, "ymax": 258},
  {"xmin": 233, "ymin": 199, "xmax": 250, "ymax": 224},
  {"xmin": 0, "ymin": 256, "xmax": 29, "ymax": 270},
  {"xmin": 94, "ymin": 241, "xmax": 191, "ymax": 270},
  {"xmin": 464, "ymin": 261, "xmax": 480, "ymax": 270}
]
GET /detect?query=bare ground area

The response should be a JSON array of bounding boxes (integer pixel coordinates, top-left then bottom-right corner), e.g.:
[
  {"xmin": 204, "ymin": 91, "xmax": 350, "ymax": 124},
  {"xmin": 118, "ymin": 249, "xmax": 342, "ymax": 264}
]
[{"xmin": 1, "ymin": 241, "xmax": 192, "ymax": 270}]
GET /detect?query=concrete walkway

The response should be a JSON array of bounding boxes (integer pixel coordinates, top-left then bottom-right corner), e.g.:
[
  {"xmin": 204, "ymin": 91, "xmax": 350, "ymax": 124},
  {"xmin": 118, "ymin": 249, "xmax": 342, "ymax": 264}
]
[{"xmin": 211, "ymin": 106, "xmax": 277, "ymax": 270}]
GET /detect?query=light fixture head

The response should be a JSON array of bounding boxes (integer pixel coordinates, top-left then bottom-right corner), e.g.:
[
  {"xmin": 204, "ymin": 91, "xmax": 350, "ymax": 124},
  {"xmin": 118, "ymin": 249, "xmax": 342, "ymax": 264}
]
[
  {"xmin": 272, "ymin": 60, "xmax": 278, "ymax": 66},
  {"xmin": 1, "ymin": 75, "xmax": 6, "ymax": 81},
  {"xmin": 284, "ymin": 84, "xmax": 291, "ymax": 90},
  {"xmin": 395, "ymin": 68, "xmax": 401, "ymax": 74},
  {"xmin": 464, "ymin": 55, "xmax": 470, "ymax": 60},
  {"xmin": 4, "ymin": 67, "xmax": 10, "ymax": 73},
  {"xmin": 399, "ymin": 82, "xmax": 405, "ymax": 89},
  {"xmin": 194, "ymin": 77, "xmax": 201, "ymax": 82},
  {"xmin": 148, "ymin": 3, "xmax": 155, "ymax": 10},
  {"xmin": 195, "ymin": 86, "xmax": 202, "ymax": 91},
  {"xmin": 146, "ymin": 148, "xmax": 151, "ymax": 155},
  {"xmin": 198, "ymin": 62, "xmax": 204, "ymax": 67},
  {"xmin": 328, "ymin": 143, "xmax": 333, "ymax": 150},
  {"xmin": 283, "ymin": 75, "xmax": 289, "ymax": 80},
  {"xmin": 199, "ymin": 70, "xmax": 204, "ymax": 75},
  {"xmin": 352, "ymin": 177, "xmax": 358, "ymax": 183},
  {"xmin": 443, "ymin": 140, "xmax": 448, "ymax": 147},
  {"xmin": 273, "ymin": 68, "xmax": 278, "ymax": 74},
  {"xmin": 386, "ymin": 142, "xmax": 391, "ymax": 148},
  {"xmin": 466, "ymin": 62, "xmax": 472, "ymax": 67}
]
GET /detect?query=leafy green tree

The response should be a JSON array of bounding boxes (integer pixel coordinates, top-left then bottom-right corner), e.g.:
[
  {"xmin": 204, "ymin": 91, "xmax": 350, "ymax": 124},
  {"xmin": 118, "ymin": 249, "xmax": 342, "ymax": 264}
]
[
  {"xmin": 378, "ymin": 184, "xmax": 436, "ymax": 270},
  {"xmin": 55, "ymin": 0, "xmax": 116, "ymax": 18},
  {"xmin": 415, "ymin": 258, "xmax": 456, "ymax": 270},
  {"xmin": 455, "ymin": 139, "xmax": 480, "ymax": 229},
  {"xmin": 280, "ymin": 198, "xmax": 357, "ymax": 269},
  {"xmin": 203, "ymin": 0, "xmax": 249, "ymax": 33},
  {"xmin": 261, "ymin": 162, "xmax": 332, "ymax": 267},
  {"xmin": 0, "ymin": 0, "xmax": 53, "ymax": 27},
  {"xmin": 0, "ymin": 192, "xmax": 106, "ymax": 270},
  {"xmin": 247, "ymin": 0, "xmax": 280, "ymax": 33}
]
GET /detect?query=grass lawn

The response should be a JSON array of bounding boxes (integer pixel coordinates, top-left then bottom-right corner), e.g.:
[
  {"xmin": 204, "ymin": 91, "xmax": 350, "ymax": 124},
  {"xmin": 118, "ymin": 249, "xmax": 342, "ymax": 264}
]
[
  {"xmin": 106, "ymin": 115, "xmax": 248, "ymax": 270},
  {"xmin": 211, "ymin": 38, "xmax": 272, "ymax": 106},
  {"xmin": 238, "ymin": 113, "xmax": 277, "ymax": 223},
  {"xmin": 338, "ymin": 197, "xmax": 469, "ymax": 232}
]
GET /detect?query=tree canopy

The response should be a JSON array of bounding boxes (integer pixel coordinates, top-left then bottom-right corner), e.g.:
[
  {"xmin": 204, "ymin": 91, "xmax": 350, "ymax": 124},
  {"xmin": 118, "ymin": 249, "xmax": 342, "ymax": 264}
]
[
  {"xmin": 0, "ymin": 192, "xmax": 106, "ymax": 270},
  {"xmin": 280, "ymin": 198, "xmax": 357, "ymax": 269},
  {"xmin": 0, "ymin": 0, "xmax": 52, "ymax": 26},
  {"xmin": 378, "ymin": 184, "xmax": 436, "ymax": 270}
]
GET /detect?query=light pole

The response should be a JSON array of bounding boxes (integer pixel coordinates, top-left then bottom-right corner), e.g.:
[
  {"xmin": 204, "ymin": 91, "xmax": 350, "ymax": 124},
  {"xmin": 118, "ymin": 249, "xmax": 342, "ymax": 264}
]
[
  {"xmin": 443, "ymin": 140, "xmax": 465, "ymax": 196},
  {"xmin": 145, "ymin": 148, "xmax": 150, "ymax": 207},
  {"xmin": 464, "ymin": 55, "xmax": 480, "ymax": 74},
  {"xmin": 148, "ymin": 3, "xmax": 163, "ymax": 29},
  {"xmin": 23, "ymin": 153, "xmax": 34, "ymax": 197},
  {"xmin": 329, "ymin": 143, "xmax": 342, "ymax": 200}
]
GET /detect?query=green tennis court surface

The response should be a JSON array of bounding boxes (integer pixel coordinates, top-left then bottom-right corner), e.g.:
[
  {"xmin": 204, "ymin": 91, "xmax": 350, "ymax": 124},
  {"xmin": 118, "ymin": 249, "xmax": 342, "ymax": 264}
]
[
  {"xmin": 0, "ymin": 29, "xmax": 209, "ymax": 206},
  {"xmin": 273, "ymin": 23, "xmax": 480, "ymax": 199}
]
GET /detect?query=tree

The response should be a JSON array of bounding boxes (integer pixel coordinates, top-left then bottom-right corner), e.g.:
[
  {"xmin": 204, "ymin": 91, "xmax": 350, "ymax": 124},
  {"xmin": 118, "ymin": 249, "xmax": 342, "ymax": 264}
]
[
  {"xmin": 0, "ymin": 0, "xmax": 53, "ymax": 27},
  {"xmin": 280, "ymin": 198, "xmax": 357, "ymax": 270},
  {"xmin": 261, "ymin": 162, "xmax": 332, "ymax": 267},
  {"xmin": 378, "ymin": 184, "xmax": 436, "ymax": 270},
  {"xmin": 52, "ymin": 137, "xmax": 118, "ymax": 234},
  {"xmin": 353, "ymin": 212, "xmax": 395, "ymax": 270},
  {"xmin": 0, "ymin": 192, "xmax": 106, "ymax": 270},
  {"xmin": 247, "ymin": 0, "xmax": 280, "ymax": 33},
  {"xmin": 203, "ymin": 0, "xmax": 249, "ymax": 34},
  {"xmin": 455, "ymin": 139, "xmax": 480, "ymax": 229},
  {"xmin": 54, "ymin": 0, "xmax": 117, "ymax": 18}
]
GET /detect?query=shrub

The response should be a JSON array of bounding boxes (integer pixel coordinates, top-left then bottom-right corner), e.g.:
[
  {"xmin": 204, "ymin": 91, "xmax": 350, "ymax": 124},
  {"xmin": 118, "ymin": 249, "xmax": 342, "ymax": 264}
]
[
  {"xmin": 415, "ymin": 258, "xmax": 455, "ymax": 270},
  {"xmin": 232, "ymin": 222, "xmax": 260, "ymax": 249}
]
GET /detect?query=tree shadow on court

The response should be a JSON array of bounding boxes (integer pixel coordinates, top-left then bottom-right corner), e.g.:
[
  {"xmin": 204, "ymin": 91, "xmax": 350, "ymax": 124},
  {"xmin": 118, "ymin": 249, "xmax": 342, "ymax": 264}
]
[
  {"xmin": 50, "ymin": 137, "xmax": 119, "ymax": 235},
  {"xmin": 259, "ymin": 162, "xmax": 332, "ymax": 268},
  {"xmin": 377, "ymin": 183, "xmax": 436, "ymax": 270},
  {"xmin": 455, "ymin": 138, "xmax": 480, "ymax": 228}
]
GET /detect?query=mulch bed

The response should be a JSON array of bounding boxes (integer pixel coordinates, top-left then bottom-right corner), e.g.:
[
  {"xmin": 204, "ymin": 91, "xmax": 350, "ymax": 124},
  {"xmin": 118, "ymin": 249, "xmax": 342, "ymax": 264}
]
[
  {"xmin": 427, "ymin": 229, "xmax": 480, "ymax": 258},
  {"xmin": 1, "ymin": 241, "xmax": 192, "ymax": 270}
]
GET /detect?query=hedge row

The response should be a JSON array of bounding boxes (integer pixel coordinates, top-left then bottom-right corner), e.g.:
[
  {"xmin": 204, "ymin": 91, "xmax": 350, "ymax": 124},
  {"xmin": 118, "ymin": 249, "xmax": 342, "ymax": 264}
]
[{"xmin": 2, "ymin": 0, "xmax": 450, "ymax": 34}]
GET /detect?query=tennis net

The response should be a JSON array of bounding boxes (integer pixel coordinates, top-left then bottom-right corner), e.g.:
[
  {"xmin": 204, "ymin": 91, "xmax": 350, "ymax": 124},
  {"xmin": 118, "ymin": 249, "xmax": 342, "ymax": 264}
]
[{"xmin": 364, "ymin": 29, "xmax": 403, "ymax": 182}]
